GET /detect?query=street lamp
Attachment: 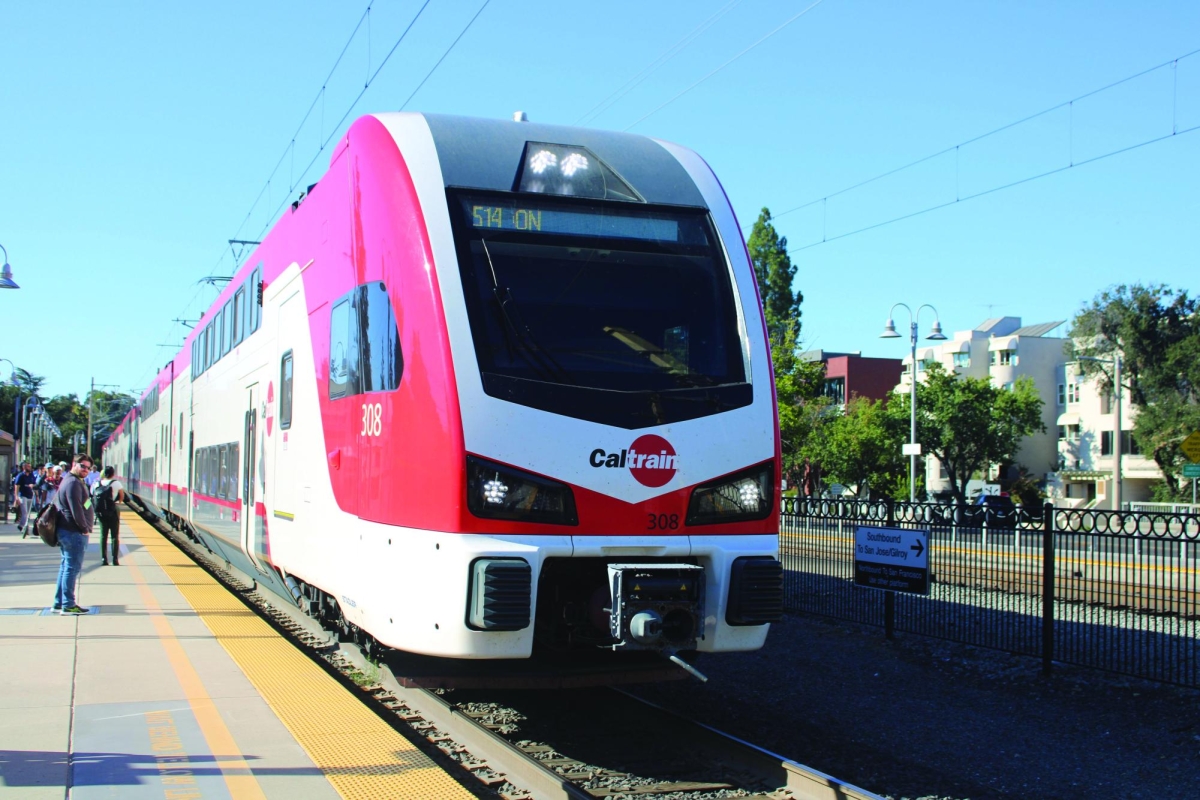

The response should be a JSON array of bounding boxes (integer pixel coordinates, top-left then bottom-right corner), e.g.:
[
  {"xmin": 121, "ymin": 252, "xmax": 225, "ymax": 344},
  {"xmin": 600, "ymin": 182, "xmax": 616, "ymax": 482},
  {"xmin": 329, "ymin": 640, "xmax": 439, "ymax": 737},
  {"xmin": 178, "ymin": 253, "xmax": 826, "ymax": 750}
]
[
  {"xmin": 881, "ymin": 303, "xmax": 947, "ymax": 503},
  {"xmin": 0, "ymin": 244, "xmax": 18, "ymax": 289},
  {"xmin": 1076, "ymin": 354, "xmax": 1123, "ymax": 511}
]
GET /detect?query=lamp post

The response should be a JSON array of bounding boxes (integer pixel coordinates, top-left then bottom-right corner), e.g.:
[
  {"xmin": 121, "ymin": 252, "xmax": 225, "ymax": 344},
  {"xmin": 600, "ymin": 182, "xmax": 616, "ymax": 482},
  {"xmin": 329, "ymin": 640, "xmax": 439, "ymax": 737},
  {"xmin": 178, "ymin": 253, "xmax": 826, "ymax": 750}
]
[
  {"xmin": 0, "ymin": 244, "xmax": 17, "ymax": 290},
  {"xmin": 21, "ymin": 398, "xmax": 39, "ymax": 464},
  {"xmin": 881, "ymin": 303, "xmax": 947, "ymax": 503},
  {"xmin": 1077, "ymin": 354, "xmax": 1123, "ymax": 511}
]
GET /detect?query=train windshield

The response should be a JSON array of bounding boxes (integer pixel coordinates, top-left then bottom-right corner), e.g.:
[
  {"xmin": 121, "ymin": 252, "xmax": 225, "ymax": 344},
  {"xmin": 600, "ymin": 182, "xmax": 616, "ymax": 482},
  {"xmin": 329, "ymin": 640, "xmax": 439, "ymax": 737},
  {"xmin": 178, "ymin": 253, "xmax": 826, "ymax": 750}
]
[{"xmin": 451, "ymin": 194, "xmax": 751, "ymax": 429}]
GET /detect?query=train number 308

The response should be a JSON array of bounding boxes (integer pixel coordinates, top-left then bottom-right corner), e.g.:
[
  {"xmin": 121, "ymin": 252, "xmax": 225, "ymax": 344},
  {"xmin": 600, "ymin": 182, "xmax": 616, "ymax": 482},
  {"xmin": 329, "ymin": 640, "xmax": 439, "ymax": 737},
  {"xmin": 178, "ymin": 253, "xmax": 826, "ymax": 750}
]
[
  {"xmin": 360, "ymin": 403, "xmax": 383, "ymax": 437},
  {"xmin": 647, "ymin": 513, "xmax": 680, "ymax": 530}
]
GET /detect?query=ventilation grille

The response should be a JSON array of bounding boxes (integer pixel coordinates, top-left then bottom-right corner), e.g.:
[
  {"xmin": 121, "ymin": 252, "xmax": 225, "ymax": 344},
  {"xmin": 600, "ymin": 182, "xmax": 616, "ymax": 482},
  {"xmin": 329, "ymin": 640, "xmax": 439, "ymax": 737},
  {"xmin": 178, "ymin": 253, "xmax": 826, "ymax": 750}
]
[
  {"xmin": 468, "ymin": 559, "xmax": 532, "ymax": 631},
  {"xmin": 726, "ymin": 557, "xmax": 784, "ymax": 626}
]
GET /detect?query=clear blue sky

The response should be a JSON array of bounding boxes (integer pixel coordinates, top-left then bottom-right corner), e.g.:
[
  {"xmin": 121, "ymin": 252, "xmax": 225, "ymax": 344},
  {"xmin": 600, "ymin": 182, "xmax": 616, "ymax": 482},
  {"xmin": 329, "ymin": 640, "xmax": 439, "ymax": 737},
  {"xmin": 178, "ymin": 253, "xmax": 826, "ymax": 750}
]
[{"xmin": 2, "ymin": 0, "xmax": 1197, "ymax": 401}]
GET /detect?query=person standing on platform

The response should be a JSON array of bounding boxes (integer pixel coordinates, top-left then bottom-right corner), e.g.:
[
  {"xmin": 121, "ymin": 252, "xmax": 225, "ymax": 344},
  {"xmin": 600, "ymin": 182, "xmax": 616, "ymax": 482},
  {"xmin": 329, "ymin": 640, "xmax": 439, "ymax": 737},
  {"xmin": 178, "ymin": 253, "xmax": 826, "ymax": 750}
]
[
  {"xmin": 85, "ymin": 464, "xmax": 102, "ymax": 489},
  {"xmin": 13, "ymin": 463, "xmax": 38, "ymax": 538},
  {"xmin": 53, "ymin": 454, "xmax": 95, "ymax": 614},
  {"xmin": 93, "ymin": 466, "xmax": 125, "ymax": 566}
]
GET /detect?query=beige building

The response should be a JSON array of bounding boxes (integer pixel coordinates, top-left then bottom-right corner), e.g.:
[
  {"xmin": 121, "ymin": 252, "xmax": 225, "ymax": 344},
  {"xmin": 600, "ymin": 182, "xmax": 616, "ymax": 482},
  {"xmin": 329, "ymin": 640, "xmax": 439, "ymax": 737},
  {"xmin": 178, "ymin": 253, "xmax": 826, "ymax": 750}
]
[
  {"xmin": 894, "ymin": 317, "xmax": 1067, "ymax": 498},
  {"xmin": 1048, "ymin": 361, "xmax": 1162, "ymax": 509}
]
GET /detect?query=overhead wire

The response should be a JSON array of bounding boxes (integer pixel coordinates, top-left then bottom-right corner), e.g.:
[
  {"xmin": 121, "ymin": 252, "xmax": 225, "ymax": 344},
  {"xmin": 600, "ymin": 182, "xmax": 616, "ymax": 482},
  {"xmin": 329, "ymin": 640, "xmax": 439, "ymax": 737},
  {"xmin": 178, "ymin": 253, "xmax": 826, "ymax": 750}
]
[
  {"xmin": 251, "ymin": 0, "xmax": 495, "ymax": 242},
  {"xmin": 788, "ymin": 120, "xmax": 1200, "ymax": 254},
  {"xmin": 745, "ymin": 45, "xmax": 1200, "ymax": 241},
  {"xmin": 623, "ymin": 0, "xmax": 827, "ymax": 131},
  {"xmin": 573, "ymin": 0, "xmax": 744, "ymax": 127}
]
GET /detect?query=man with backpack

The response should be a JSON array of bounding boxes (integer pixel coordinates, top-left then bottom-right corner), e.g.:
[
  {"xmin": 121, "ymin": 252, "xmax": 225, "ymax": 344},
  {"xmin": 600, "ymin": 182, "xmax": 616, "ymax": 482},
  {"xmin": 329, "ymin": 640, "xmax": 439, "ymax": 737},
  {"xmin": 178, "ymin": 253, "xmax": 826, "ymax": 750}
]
[
  {"xmin": 92, "ymin": 466, "xmax": 124, "ymax": 566},
  {"xmin": 52, "ymin": 454, "xmax": 95, "ymax": 614}
]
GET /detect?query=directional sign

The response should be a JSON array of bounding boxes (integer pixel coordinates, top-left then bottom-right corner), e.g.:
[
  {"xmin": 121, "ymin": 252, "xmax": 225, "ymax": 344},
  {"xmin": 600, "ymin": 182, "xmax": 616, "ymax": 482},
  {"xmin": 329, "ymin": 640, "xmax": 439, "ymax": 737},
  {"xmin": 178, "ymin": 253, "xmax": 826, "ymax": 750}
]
[
  {"xmin": 854, "ymin": 526, "xmax": 930, "ymax": 595},
  {"xmin": 1182, "ymin": 431, "xmax": 1200, "ymax": 463},
  {"xmin": 1183, "ymin": 463, "xmax": 1200, "ymax": 479}
]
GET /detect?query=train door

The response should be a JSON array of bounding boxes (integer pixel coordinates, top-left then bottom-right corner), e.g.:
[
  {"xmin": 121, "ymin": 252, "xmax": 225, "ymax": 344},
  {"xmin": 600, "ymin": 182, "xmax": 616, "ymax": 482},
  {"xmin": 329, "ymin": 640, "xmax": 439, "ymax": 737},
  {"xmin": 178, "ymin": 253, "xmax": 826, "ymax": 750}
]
[
  {"xmin": 271, "ymin": 290, "xmax": 302, "ymax": 522},
  {"xmin": 241, "ymin": 384, "xmax": 268, "ymax": 574}
]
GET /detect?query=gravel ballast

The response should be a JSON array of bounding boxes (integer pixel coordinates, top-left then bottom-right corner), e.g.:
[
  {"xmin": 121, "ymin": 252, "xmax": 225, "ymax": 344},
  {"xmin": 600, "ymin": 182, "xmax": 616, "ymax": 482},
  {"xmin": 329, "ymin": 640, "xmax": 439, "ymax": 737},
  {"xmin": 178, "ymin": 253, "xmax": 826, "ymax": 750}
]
[{"xmin": 631, "ymin": 613, "xmax": 1200, "ymax": 800}]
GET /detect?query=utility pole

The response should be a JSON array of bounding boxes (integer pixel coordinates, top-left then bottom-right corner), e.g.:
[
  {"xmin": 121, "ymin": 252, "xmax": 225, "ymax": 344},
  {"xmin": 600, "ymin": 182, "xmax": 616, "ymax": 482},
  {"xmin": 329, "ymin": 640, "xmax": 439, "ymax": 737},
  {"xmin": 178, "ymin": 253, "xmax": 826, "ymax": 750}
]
[{"xmin": 87, "ymin": 377, "xmax": 95, "ymax": 459}]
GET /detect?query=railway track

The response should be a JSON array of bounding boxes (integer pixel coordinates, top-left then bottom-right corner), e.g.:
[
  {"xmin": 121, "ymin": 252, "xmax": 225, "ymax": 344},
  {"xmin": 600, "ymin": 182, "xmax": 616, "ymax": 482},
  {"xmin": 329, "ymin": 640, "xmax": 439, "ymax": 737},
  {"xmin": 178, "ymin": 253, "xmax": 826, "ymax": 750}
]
[{"xmin": 130, "ymin": 500, "xmax": 882, "ymax": 800}]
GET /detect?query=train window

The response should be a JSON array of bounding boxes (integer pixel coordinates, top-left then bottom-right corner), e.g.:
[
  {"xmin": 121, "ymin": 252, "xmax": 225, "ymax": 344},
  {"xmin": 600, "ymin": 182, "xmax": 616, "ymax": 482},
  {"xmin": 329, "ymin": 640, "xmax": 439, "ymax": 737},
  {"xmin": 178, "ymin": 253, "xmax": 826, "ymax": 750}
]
[
  {"xmin": 229, "ymin": 443, "xmax": 239, "ymax": 500},
  {"xmin": 232, "ymin": 287, "xmax": 245, "ymax": 346},
  {"xmin": 223, "ymin": 300, "xmax": 234, "ymax": 356},
  {"xmin": 359, "ymin": 282, "xmax": 403, "ymax": 393},
  {"xmin": 280, "ymin": 351, "xmax": 294, "ymax": 429},
  {"xmin": 250, "ymin": 265, "xmax": 262, "ymax": 334},
  {"xmin": 179, "ymin": 414, "xmax": 184, "ymax": 449},
  {"xmin": 450, "ymin": 193, "xmax": 750, "ymax": 428},
  {"xmin": 329, "ymin": 298, "xmax": 359, "ymax": 398},
  {"xmin": 218, "ymin": 445, "xmax": 228, "ymax": 499},
  {"xmin": 206, "ymin": 324, "xmax": 215, "ymax": 371},
  {"xmin": 217, "ymin": 306, "xmax": 227, "ymax": 359}
]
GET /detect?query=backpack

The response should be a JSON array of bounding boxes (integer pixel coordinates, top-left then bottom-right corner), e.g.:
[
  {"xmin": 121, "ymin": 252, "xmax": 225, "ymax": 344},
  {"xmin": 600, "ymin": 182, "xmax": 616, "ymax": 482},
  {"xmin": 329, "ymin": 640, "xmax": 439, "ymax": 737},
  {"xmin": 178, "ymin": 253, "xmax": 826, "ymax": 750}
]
[
  {"xmin": 93, "ymin": 481, "xmax": 116, "ymax": 518},
  {"xmin": 35, "ymin": 503, "xmax": 58, "ymax": 547}
]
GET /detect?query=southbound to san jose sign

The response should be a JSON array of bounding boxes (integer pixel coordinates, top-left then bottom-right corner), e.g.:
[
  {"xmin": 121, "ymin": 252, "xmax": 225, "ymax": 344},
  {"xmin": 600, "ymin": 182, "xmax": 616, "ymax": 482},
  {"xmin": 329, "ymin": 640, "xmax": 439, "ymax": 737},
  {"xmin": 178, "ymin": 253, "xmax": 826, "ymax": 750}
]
[{"xmin": 854, "ymin": 526, "xmax": 931, "ymax": 596}]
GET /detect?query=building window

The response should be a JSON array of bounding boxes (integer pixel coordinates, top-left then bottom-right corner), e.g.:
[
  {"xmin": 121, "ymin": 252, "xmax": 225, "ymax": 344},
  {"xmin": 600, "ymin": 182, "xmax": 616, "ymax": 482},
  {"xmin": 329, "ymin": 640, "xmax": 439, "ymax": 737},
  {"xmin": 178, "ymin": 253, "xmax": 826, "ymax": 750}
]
[
  {"xmin": 1121, "ymin": 431, "xmax": 1139, "ymax": 455},
  {"xmin": 1058, "ymin": 424, "xmax": 1081, "ymax": 442},
  {"xmin": 1066, "ymin": 382, "xmax": 1081, "ymax": 404},
  {"xmin": 990, "ymin": 349, "xmax": 1016, "ymax": 367},
  {"xmin": 1057, "ymin": 384, "xmax": 1065, "ymax": 405},
  {"xmin": 823, "ymin": 377, "xmax": 846, "ymax": 406},
  {"xmin": 952, "ymin": 352, "xmax": 970, "ymax": 368},
  {"xmin": 1101, "ymin": 431, "xmax": 1113, "ymax": 456},
  {"xmin": 1100, "ymin": 391, "xmax": 1113, "ymax": 414}
]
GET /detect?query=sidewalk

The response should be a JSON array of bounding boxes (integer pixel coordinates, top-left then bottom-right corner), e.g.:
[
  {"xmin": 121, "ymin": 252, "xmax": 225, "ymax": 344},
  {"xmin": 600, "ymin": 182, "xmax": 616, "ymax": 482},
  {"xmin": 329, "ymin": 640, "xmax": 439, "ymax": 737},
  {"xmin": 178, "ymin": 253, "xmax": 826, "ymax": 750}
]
[{"xmin": 0, "ymin": 510, "xmax": 341, "ymax": 799}]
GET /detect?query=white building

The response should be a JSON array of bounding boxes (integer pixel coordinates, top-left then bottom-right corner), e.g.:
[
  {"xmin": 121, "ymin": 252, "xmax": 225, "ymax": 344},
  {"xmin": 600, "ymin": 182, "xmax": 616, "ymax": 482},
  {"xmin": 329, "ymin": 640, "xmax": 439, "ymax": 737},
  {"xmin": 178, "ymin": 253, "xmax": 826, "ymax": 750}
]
[
  {"xmin": 1048, "ymin": 361, "xmax": 1162, "ymax": 509},
  {"xmin": 894, "ymin": 317, "xmax": 1067, "ymax": 498}
]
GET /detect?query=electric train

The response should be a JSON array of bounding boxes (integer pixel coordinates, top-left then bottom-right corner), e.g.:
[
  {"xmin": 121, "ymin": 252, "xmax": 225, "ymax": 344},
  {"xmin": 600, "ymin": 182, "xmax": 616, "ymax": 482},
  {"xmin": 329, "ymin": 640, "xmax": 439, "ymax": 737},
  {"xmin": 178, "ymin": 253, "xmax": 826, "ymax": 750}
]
[{"xmin": 105, "ymin": 112, "xmax": 783, "ymax": 674}]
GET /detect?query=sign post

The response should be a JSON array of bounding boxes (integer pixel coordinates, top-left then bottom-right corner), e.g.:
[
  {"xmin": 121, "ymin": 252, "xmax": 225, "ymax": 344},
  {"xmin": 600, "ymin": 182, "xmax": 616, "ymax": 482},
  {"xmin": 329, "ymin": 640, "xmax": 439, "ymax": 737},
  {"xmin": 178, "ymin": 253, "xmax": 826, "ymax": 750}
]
[
  {"xmin": 1182, "ymin": 432, "xmax": 1200, "ymax": 505},
  {"xmin": 854, "ymin": 526, "xmax": 930, "ymax": 595}
]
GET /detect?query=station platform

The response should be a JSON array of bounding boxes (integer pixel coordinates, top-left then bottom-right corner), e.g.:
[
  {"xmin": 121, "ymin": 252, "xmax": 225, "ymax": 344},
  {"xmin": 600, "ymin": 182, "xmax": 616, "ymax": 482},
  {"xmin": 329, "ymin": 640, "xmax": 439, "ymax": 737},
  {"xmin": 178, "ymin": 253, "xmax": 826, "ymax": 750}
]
[{"xmin": 0, "ymin": 508, "xmax": 478, "ymax": 799}]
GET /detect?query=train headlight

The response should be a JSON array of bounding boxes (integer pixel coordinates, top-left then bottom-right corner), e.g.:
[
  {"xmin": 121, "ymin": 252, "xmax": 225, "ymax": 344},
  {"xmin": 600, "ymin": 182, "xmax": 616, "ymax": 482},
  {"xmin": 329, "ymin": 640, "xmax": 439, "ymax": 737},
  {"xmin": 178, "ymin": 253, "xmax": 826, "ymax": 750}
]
[
  {"xmin": 685, "ymin": 461, "xmax": 775, "ymax": 526},
  {"xmin": 515, "ymin": 142, "xmax": 642, "ymax": 202},
  {"xmin": 467, "ymin": 456, "xmax": 579, "ymax": 526}
]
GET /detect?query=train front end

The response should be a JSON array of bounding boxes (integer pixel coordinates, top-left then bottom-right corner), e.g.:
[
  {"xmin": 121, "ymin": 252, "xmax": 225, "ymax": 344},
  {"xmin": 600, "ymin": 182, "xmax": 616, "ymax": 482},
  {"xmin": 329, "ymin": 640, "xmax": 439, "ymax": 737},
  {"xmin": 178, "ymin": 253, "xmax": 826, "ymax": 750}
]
[{"xmin": 371, "ymin": 113, "xmax": 783, "ymax": 666}]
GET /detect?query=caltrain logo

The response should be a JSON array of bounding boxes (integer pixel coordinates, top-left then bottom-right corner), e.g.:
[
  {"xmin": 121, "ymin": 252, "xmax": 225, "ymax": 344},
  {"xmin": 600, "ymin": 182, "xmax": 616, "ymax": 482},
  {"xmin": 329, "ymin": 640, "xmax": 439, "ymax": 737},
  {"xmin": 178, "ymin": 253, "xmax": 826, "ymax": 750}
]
[{"xmin": 589, "ymin": 434, "xmax": 677, "ymax": 488}]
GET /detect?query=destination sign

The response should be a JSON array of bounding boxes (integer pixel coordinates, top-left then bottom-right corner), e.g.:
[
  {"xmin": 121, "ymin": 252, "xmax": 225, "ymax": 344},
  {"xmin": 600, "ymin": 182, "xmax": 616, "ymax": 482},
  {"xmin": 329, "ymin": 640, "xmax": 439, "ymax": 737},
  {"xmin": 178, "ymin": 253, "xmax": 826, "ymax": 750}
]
[
  {"xmin": 462, "ymin": 197, "xmax": 681, "ymax": 242},
  {"xmin": 854, "ymin": 526, "xmax": 930, "ymax": 595},
  {"xmin": 1182, "ymin": 463, "xmax": 1200, "ymax": 479}
]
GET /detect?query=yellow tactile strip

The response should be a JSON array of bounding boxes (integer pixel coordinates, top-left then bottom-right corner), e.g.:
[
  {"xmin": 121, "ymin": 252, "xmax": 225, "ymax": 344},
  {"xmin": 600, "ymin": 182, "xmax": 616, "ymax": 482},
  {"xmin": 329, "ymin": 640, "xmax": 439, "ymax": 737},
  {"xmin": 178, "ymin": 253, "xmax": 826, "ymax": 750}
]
[{"xmin": 123, "ymin": 512, "xmax": 477, "ymax": 800}]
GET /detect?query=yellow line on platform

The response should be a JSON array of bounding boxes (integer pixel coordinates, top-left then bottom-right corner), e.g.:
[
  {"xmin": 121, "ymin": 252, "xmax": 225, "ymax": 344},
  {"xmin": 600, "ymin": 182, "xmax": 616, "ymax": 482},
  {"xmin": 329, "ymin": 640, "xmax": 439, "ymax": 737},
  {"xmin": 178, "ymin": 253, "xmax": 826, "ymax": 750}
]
[
  {"xmin": 123, "ymin": 512, "xmax": 476, "ymax": 800},
  {"xmin": 125, "ymin": 554, "xmax": 267, "ymax": 800}
]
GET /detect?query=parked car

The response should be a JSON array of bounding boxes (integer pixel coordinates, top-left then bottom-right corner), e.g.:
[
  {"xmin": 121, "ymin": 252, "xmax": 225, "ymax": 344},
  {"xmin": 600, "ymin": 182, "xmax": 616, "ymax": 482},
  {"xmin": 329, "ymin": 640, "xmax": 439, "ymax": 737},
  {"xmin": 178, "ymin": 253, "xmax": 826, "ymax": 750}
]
[{"xmin": 976, "ymin": 493, "xmax": 1017, "ymax": 529}]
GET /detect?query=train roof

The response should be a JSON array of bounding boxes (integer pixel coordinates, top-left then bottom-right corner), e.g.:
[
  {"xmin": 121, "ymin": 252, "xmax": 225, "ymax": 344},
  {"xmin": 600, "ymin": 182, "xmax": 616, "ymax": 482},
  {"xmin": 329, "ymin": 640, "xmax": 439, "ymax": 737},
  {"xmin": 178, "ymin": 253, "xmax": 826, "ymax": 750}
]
[{"xmin": 416, "ymin": 113, "xmax": 707, "ymax": 208}]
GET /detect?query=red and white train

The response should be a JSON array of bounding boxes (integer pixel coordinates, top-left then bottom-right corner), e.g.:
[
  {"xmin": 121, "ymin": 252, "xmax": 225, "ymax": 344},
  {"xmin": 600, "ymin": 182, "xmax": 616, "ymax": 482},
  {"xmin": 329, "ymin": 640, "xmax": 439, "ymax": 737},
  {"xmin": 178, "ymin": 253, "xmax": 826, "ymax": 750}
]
[{"xmin": 106, "ymin": 112, "xmax": 782, "ymax": 674}]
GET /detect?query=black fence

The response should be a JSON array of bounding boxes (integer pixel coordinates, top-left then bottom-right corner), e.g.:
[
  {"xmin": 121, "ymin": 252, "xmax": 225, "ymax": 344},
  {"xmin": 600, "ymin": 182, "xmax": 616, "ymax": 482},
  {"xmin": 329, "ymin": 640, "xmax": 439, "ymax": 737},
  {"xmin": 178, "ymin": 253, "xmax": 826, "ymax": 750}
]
[{"xmin": 781, "ymin": 498, "xmax": 1200, "ymax": 688}]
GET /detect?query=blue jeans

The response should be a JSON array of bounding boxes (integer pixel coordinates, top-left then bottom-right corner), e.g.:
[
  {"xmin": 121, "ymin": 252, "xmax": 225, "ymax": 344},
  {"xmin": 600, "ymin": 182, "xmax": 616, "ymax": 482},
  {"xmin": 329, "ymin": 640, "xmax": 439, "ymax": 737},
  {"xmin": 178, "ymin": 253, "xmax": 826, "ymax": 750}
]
[{"xmin": 54, "ymin": 529, "xmax": 88, "ymax": 609}]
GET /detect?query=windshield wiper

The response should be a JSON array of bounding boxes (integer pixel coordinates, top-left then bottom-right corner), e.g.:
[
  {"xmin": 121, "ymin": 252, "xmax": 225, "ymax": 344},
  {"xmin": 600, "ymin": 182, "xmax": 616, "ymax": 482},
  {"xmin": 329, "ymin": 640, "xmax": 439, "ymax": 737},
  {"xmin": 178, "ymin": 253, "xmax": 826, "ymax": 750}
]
[{"xmin": 480, "ymin": 239, "xmax": 572, "ymax": 384}]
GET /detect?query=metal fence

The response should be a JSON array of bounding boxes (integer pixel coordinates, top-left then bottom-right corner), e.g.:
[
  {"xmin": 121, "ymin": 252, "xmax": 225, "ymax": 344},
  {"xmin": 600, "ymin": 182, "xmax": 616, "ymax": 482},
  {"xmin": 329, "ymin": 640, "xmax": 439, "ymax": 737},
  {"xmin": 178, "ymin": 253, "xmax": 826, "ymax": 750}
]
[{"xmin": 781, "ymin": 498, "xmax": 1200, "ymax": 688}]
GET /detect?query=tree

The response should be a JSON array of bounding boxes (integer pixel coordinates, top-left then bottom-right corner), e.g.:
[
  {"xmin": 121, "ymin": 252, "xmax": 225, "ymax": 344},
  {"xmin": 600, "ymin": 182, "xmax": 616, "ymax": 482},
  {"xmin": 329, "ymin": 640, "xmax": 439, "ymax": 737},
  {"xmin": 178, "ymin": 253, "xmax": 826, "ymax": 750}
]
[
  {"xmin": 773, "ymin": 319, "xmax": 828, "ymax": 484},
  {"xmin": 900, "ymin": 362, "xmax": 1045, "ymax": 504},
  {"xmin": 1069, "ymin": 284, "xmax": 1200, "ymax": 499},
  {"xmin": 803, "ymin": 397, "xmax": 908, "ymax": 500},
  {"xmin": 747, "ymin": 207, "xmax": 802, "ymax": 349}
]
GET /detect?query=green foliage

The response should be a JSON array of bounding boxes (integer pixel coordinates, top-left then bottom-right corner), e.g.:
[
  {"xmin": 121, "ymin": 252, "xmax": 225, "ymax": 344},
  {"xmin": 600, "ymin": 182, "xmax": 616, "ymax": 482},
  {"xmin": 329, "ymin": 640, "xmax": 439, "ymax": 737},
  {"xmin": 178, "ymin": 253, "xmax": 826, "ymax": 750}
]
[
  {"xmin": 802, "ymin": 397, "xmax": 907, "ymax": 500},
  {"xmin": 0, "ymin": 365, "xmax": 135, "ymax": 462},
  {"xmin": 1069, "ymin": 283, "xmax": 1200, "ymax": 500},
  {"xmin": 1007, "ymin": 465, "xmax": 1046, "ymax": 509},
  {"xmin": 901, "ymin": 362, "xmax": 1045, "ymax": 504},
  {"xmin": 747, "ymin": 207, "xmax": 802, "ymax": 349},
  {"xmin": 773, "ymin": 319, "xmax": 828, "ymax": 481}
]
